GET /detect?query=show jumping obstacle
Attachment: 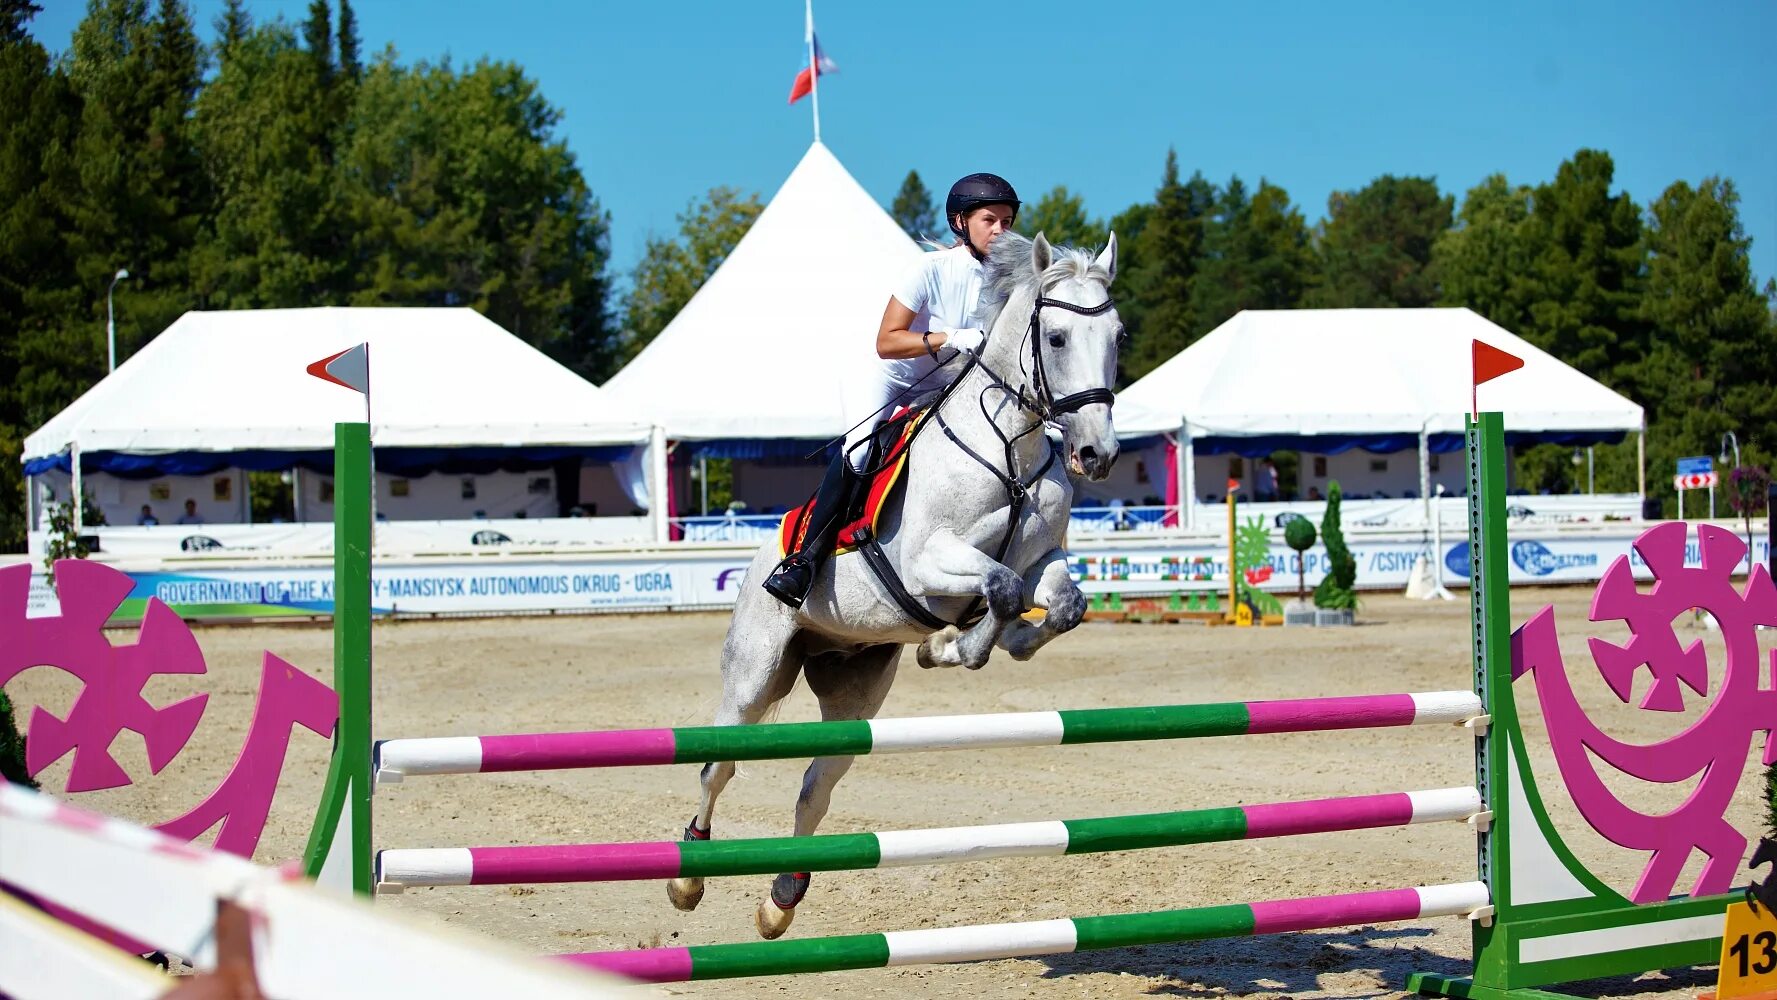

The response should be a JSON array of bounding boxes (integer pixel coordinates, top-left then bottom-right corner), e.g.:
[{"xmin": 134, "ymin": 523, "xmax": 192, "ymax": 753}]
[
  {"xmin": 371, "ymin": 691, "xmax": 1482, "ymax": 780},
  {"xmin": 298, "ymin": 411, "xmax": 1766, "ymax": 997},
  {"xmin": 376, "ymin": 787, "xmax": 1483, "ymax": 890}
]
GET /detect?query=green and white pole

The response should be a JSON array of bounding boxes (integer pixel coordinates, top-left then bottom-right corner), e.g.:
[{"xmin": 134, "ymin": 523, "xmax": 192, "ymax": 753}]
[{"xmin": 302, "ymin": 422, "xmax": 374, "ymax": 895}]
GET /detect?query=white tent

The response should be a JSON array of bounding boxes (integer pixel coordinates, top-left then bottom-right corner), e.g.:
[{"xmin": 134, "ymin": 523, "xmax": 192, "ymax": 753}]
[
  {"xmin": 1122, "ymin": 308, "xmax": 1643, "ymax": 438},
  {"xmin": 1118, "ymin": 308, "xmax": 1647, "ymax": 518},
  {"xmin": 604, "ymin": 141, "xmax": 921, "ymax": 443},
  {"xmin": 24, "ymin": 307, "xmax": 662, "ymax": 535},
  {"xmin": 603, "ymin": 141, "xmax": 1176, "ymax": 445},
  {"xmin": 25, "ymin": 307, "xmax": 649, "ymax": 456}
]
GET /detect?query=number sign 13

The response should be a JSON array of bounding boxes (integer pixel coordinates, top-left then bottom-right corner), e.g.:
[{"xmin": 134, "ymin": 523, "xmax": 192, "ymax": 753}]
[{"xmin": 1708, "ymin": 901, "xmax": 1777, "ymax": 1000}]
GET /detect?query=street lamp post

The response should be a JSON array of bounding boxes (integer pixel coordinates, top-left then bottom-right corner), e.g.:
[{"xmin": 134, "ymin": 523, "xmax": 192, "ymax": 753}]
[{"xmin": 106, "ymin": 268, "xmax": 130, "ymax": 372}]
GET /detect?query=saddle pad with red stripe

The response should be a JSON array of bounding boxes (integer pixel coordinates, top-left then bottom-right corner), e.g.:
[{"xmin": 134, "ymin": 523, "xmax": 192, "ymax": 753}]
[{"xmin": 778, "ymin": 408, "xmax": 927, "ymax": 558}]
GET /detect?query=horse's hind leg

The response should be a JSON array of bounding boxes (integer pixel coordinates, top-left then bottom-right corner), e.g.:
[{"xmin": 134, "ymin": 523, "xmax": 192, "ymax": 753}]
[
  {"xmin": 666, "ymin": 607, "xmax": 803, "ymax": 912},
  {"xmin": 754, "ymin": 642, "xmax": 900, "ymax": 940}
]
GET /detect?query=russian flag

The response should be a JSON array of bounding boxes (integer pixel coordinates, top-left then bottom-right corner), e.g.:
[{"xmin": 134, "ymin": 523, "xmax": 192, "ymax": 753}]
[{"xmin": 788, "ymin": 26, "xmax": 836, "ymax": 104}]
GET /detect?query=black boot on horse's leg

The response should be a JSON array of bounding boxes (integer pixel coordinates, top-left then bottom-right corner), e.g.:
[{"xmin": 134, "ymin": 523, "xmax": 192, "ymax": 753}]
[{"xmin": 763, "ymin": 452, "xmax": 857, "ymax": 609}]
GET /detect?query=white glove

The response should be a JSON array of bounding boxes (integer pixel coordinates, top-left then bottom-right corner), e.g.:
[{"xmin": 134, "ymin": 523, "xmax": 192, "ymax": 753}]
[{"xmin": 945, "ymin": 328, "xmax": 986, "ymax": 355}]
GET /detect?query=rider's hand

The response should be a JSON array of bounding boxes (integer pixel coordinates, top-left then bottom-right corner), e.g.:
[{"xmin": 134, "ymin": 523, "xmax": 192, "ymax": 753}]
[{"xmin": 944, "ymin": 328, "xmax": 986, "ymax": 355}]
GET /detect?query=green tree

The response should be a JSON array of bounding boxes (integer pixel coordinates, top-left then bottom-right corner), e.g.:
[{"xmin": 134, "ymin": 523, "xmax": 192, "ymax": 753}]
[
  {"xmin": 889, "ymin": 169, "xmax": 936, "ymax": 241},
  {"xmin": 191, "ymin": 19, "xmax": 341, "ymax": 308},
  {"xmin": 1307, "ymin": 175, "xmax": 1451, "ymax": 308},
  {"xmin": 0, "ymin": 0, "xmax": 81, "ymax": 549},
  {"xmin": 1520, "ymin": 149, "xmax": 1649, "ymax": 392},
  {"xmin": 1119, "ymin": 149, "xmax": 1216, "ymax": 382},
  {"xmin": 621, "ymin": 186, "xmax": 763, "ymax": 362},
  {"xmin": 64, "ymin": 0, "xmax": 206, "ymax": 363},
  {"xmin": 1432, "ymin": 173, "xmax": 1536, "ymax": 331},
  {"xmin": 301, "ymin": 0, "xmax": 333, "ymax": 86},
  {"xmin": 1016, "ymin": 184, "xmax": 1106, "ymax": 249},
  {"xmin": 339, "ymin": 56, "xmax": 617, "ymax": 377},
  {"xmin": 2, "ymin": 1, "xmax": 45, "ymax": 44},
  {"xmin": 336, "ymin": 0, "xmax": 360, "ymax": 81},
  {"xmin": 1435, "ymin": 158, "xmax": 1650, "ymax": 498},
  {"xmin": 1105, "ymin": 200, "xmax": 1151, "ymax": 385},
  {"xmin": 1636, "ymin": 178, "xmax": 1777, "ymax": 514},
  {"xmin": 1189, "ymin": 177, "xmax": 1315, "ymax": 335},
  {"xmin": 214, "ymin": 0, "xmax": 247, "ymax": 55}
]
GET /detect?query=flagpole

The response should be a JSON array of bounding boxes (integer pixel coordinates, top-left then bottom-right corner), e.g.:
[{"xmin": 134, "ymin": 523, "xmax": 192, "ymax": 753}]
[{"xmin": 805, "ymin": 0, "xmax": 821, "ymax": 144}]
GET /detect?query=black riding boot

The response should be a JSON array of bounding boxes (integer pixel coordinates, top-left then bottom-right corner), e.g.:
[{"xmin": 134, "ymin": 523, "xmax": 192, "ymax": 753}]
[{"xmin": 763, "ymin": 453, "xmax": 857, "ymax": 609}]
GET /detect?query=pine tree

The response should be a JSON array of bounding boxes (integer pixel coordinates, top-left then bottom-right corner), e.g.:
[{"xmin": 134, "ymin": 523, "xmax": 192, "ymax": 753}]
[
  {"xmin": 889, "ymin": 170, "xmax": 936, "ymax": 241},
  {"xmin": 1016, "ymin": 185, "xmax": 1106, "ymax": 249},
  {"xmin": 1189, "ymin": 177, "xmax": 1314, "ymax": 335},
  {"xmin": 1637, "ymin": 178, "xmax": 1777, "ymax": 513},
  {"xmin": 336, "ymin": 0, "xmax": 361, "ymax": 81},
  {"xmin": 0, "ymin": 0, "xmax": 80, "ymax": 550},
  {"xmin": 215, "ymin": 0, "xmax": 248, "ymax": 57},
  {"xmin": 1308, "ymin": 175, "xmax": 1452, "ymax": 308},
  {"xmin": 1121, "ymin": 149, "xmax": 1215, "ymax": 382},
  {"xmin": 63, "ymin": 0, "xmax": 206, "ymax": 372},
  {"xmin": 1520, "ymin": 149, "xmax": 1649, "ymax": 391},
  {"xmin": 1432, "ymin": 174, "xmax": 1536, "ymax": 331},
  {"xmin": 302, "ymin": 0, "xmax": 333, "ymax": 85},
  {"xmin": 1, "ymin": 0, "xmax": 44, "ymax": 44}
]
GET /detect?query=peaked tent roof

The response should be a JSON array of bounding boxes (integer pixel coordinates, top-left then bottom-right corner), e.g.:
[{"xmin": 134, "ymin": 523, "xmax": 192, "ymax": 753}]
[
  {"xmin": 24, "ymin": 307, "xmax": 650, "ymax": 467},
  {"xmin": 604, "ymin": 142, "xmax": 922, "ymax": 444},
  {"xmin": 1119, "ymin": 308, "xmax": 1643, "ymax": 453},
  {"xmin": 604, "ymin": 141, "xmax": 1176, "ymax": 447}
]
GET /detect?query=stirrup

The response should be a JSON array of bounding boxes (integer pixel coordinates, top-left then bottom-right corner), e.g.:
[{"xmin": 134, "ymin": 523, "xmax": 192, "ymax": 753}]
[{"xmin": 763, "ymin": 556, "xmax": 814, "ymax": 609}]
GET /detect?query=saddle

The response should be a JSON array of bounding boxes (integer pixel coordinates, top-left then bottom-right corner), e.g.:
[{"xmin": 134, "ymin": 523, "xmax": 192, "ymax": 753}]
[{"xmin": 778, "ymin": 407, "xmax": 928, "ymax": 558}]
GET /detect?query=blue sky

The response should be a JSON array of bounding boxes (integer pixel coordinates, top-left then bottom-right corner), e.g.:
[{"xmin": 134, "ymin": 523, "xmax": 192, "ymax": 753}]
[{"xmin": 32, "ymin": 1, "xmax": 1777, "ymax": 290}]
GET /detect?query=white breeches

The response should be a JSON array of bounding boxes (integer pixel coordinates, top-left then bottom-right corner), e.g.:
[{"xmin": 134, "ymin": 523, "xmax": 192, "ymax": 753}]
[{"xmin": 841, "ymin": 363, "xmax": 929, "ymax": 473}]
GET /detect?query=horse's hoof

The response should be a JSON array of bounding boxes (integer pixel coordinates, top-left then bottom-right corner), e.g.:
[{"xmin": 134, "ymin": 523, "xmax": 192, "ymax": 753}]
[
  {"xmin": 666, "ymin": 876, "xmax": 705, "ymax": 911},
  {"xmin": 917, "ymin": 625, "xmax": 961, "ymax": 668},
  {"xmin": 755, "ymin": 897, "xmax": 795, "ymax": 939}
]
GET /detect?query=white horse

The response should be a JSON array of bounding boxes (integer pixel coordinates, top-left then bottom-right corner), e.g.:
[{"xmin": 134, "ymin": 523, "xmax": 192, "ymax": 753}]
[{"xmin": 669, "ymin": 230, "xmax": 1122, "ymax": 938}]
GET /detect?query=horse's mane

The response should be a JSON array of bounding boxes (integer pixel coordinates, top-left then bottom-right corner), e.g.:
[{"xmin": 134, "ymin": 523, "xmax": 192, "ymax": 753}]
[{"xmin": 977, "ymin": 232, "xmax": 1110, "ymax": 332}]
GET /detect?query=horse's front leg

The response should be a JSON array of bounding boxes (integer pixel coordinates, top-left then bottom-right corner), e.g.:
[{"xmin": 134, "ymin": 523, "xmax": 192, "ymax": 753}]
[
  {"xmin": 906, "ymin": 528, "xmax": 1023, "ymax": 670},
  {"xmin": 997, "ymin": 545, "xmax": 1087, "ymax": 661}
]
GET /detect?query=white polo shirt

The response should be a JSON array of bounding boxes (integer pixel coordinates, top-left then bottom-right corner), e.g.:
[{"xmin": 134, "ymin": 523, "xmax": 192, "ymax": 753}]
[{"xmin": 881, "ymin": 244, "xmax": 984, "ymax": 385}]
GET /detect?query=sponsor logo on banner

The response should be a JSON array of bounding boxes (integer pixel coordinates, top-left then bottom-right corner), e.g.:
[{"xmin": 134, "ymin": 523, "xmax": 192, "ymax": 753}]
[
  {"xmin": 714, "ymin": 567, "xmax": 750, "ymax": 591},
  {"xmin": 1444, "ymin": 542, "xmax": 1472, "ymax": 579},
  {"xmin": 1510, "ymin": 539, "xmax": 1599, "ymax": 577}
]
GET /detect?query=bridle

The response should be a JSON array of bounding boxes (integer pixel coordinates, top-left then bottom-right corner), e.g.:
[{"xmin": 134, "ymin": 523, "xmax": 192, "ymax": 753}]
[{"xmin": 1021, "ymin": 294, "xmax": 1118, "ymax": 419}]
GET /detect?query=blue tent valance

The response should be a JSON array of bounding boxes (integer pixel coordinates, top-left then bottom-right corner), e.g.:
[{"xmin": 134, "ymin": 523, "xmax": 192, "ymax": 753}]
[{"xmin": 24, "ymin": 445, "xmax": 636, "ymax": 480}]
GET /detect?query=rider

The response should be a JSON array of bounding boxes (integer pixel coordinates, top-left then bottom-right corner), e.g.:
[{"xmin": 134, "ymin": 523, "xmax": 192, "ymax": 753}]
[{"xmin": 762, "ymin": 172, "xmax": 1021, "ymax": 608}]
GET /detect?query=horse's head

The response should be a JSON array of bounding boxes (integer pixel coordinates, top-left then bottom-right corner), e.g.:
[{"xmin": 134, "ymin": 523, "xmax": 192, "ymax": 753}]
[{"xmin": 982, "ymin": 231, "xmax": 1122, "ymax": 481}]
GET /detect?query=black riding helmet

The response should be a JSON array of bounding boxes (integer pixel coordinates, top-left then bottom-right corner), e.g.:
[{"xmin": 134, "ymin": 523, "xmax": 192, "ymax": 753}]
[{"xmin": 946, "ymin": 172, "xmax": 1020, "ymax": 238}]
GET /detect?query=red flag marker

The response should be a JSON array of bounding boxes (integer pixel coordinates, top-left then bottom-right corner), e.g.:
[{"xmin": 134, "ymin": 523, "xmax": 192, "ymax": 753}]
[
  {"xmin": 308, "ymin": 343, "xmax": 371, "ymax": 422},
  {"xmin": 1471, "ymin": 340, "xmax": 1524, "ymax": 416},
  {"xmin": 307, "ymin": 344, "xmax": 369, "ymax": 395}
]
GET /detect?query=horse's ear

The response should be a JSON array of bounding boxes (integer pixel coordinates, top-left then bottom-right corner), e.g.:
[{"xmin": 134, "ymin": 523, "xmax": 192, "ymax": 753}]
[
  {"xmin": 1096, "ymin": 231, "xmax": 1118, "ymax": 284},
  {"xmin": 1032, "ymin": 232, "xmax": 1053, "ymax": 275}
]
